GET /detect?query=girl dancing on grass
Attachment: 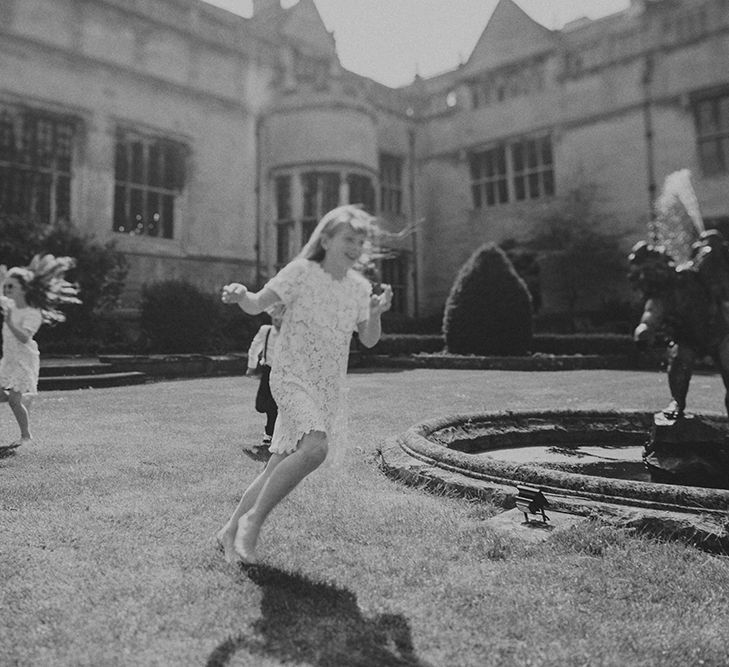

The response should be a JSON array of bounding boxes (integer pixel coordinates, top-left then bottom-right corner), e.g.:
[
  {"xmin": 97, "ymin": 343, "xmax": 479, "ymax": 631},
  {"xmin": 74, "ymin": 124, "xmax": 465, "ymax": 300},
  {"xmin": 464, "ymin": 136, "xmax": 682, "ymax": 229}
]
[
  {"xmin": 217, "ymin": 205, "xmax": 392, "ymax": 563},
  {"xmin": 0, "ymin": 255, "xmax": 80, "ymax": 450}
]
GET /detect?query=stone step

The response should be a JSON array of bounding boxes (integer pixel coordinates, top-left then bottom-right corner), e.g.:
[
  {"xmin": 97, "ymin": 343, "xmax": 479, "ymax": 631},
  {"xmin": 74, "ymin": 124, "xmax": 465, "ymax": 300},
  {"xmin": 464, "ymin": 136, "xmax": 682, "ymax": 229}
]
[
  {"xmin": 39, "ymin": 371, "xmax": 148, "ymax": 391},
  {"xmin": 39, "ymin": 361, "xmax": 115, "ymax": 377}
]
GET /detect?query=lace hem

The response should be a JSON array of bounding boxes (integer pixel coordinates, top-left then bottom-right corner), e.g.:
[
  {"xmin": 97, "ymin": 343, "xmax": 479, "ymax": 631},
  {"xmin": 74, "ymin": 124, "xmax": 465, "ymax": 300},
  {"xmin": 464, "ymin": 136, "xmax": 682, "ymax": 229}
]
[
  {"xmin": 269, "ymin": 412, "xmax": 329, "ymax": 455},
  {"xmin": 0, "ymin": 372, "xmax": 38, "ymax": 395}
]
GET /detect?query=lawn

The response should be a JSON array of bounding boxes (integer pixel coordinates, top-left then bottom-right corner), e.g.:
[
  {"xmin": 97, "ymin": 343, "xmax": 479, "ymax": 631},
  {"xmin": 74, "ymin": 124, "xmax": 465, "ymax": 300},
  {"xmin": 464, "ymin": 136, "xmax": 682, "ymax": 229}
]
[{"xmin": 1, "ymin": 368, "xmax": 729, "ymax": 666}]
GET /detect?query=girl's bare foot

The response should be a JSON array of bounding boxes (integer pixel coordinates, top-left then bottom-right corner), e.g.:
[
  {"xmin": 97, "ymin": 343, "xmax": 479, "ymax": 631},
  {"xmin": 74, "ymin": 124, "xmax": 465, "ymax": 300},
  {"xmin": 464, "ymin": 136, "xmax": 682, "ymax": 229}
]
[
  {"xmin": 233, "ymin": 514, "xmax": 259, "ymax": 563},
  {"xmin": 9, "ymin": 437, "xmax": 32, "ymax": 448},
  {"xmin": 215, "ymin": 526, "xmax": 238, "ymax": 564}
]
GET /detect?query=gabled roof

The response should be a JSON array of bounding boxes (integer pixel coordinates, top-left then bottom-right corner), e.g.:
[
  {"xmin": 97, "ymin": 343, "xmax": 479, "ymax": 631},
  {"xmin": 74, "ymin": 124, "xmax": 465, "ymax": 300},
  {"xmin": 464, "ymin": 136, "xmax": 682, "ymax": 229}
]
[
  {"xmin": 251, "ymin": 0, "xmax": 335, "ymax": 59},
  {"xmin": 464, "ymin": 0, "xmax": 558, "ymax": 74}
]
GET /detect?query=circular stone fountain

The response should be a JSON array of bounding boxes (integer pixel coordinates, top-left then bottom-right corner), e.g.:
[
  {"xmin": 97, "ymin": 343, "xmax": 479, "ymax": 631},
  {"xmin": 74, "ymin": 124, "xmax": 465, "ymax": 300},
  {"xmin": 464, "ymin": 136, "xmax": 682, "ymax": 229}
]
[{"xmin": 379, "ymin": 410, "xmax": 729, "ymax": 549}]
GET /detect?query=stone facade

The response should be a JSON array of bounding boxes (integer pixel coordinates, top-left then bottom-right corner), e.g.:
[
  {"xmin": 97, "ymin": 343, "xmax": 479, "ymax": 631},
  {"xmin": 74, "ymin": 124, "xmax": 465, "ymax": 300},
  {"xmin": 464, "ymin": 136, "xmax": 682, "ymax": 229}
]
[{"xmin": 1, "ymin": 0, "xmax": 728, "ymax": 319}]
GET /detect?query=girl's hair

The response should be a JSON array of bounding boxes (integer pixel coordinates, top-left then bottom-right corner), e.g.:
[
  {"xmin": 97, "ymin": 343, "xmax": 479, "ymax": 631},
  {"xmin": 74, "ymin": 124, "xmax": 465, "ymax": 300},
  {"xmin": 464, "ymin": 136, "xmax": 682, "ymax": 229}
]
[
  {"xmin": 5, "ymin": 267, "xmax": 34, "ymax": 298},
  {"xmin": 1, "ymin": 255, "xmax": 81, "ymax": 323},
  {"xmin": 298, "ymin": 204, "xmax": 376, "ymax": 263}
]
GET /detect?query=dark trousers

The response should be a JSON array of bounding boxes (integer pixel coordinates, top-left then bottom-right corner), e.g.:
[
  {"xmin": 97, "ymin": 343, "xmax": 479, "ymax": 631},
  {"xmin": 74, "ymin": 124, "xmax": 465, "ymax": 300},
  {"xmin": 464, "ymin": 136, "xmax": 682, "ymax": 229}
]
[
  {"xmin": 264, "ymin": 409, "xmax": 278, "ymax": 437},
  {"xmin": 255, "ymin": 366, "xmax": 278, "ymax": 436}
]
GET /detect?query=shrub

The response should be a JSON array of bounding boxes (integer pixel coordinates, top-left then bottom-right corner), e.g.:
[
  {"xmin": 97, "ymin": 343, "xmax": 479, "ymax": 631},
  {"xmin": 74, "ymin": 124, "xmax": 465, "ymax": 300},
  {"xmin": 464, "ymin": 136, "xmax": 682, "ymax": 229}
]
[
  {"xmin": 0, "ymin": 215, "xmax": 128, "ymax": 350},
  {"xmin": 531, "ymin": 334, "xmax": 633, "ymax": 356},
  {"xmin": 381, "ymin": 311, "xmax": 443, "ymax": 334},
  {"xmin": 140, "ymin": 280, "xmax": 222, "ymax": 353},
  {"xmin": 218, "ymin": 302, "xmax": 268, "ymax": 353},
  {"xmin": 442, "ymin": 243, "xmax": 533, "ymax": 355},
  {"xmin": 0, "ymin": 214, "xmax": 45, "ymax": 264},
  {"xmin": 363, "ymin": 334, "xmax": 444, "ymax": 355},
  {"xmin": 139, "ymin": 280, "xmax": 268, "ymax": 354}
]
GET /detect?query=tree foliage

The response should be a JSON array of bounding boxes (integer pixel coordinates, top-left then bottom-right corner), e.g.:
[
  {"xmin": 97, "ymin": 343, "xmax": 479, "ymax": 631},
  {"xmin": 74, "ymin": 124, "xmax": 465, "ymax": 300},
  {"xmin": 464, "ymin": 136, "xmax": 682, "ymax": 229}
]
[
  {"xmin": 442, "ymin": 243, "xmax": 533, "ymax": 355},
  {"xmin": 525, "ymin": 185, "xmax": 627, "ymax": 331}
]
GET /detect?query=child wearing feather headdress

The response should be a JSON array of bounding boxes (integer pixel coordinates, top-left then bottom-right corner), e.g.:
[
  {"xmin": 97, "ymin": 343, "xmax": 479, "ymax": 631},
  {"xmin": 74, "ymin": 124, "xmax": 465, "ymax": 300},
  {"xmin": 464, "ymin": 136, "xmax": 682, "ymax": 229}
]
[{"xmin": 0, "ymin": 254, "xmax": 80, "ymax": 449}]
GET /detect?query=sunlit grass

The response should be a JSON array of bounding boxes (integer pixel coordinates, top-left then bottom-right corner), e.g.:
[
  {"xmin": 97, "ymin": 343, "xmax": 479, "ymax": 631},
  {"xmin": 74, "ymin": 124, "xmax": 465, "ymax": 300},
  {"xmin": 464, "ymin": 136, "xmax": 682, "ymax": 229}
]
[{"xmin": 1, "ymin": 369, "xmax": 728, "ymax": 666}]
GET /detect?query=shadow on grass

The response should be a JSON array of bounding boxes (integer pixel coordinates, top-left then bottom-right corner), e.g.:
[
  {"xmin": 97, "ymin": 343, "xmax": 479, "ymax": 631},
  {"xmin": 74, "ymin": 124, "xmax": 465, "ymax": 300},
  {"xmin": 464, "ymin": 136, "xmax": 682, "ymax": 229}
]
[
  {"xmin": 241, "ymin": 447, "xmax": 271, "ymax": 464},
  {"xmin": 206, "ymin": 563, "xmax": 431, "ymax": 667}
]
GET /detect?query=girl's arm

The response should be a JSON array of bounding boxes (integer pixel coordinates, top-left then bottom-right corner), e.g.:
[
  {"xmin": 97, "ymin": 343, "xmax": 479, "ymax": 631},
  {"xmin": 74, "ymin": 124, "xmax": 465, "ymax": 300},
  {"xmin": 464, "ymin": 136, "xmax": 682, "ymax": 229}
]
[
  {"xmin": 2, "ymin": 308, "xmax": 33, "ymax": 344},
  {"xmin": 246, "ymin": 326, "xmax": 268, "ymax": 373},
  {"xmin": 222, "ymin": 284, "xmax": 281, "ymax": 315},
  {"xmin": 357, "ymin": 285, "xmax": 393, "ymax": 348}
]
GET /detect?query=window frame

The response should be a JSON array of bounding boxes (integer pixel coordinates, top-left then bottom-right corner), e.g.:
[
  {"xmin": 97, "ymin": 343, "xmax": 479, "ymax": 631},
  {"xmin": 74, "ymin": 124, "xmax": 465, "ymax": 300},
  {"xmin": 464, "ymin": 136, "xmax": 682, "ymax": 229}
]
[
  {"xmin": 0, "ymin": 104, "xmax": 77, "ymax": 224},
  {"xmin": 693, "ymin": 90, "xmax": 729, "ymax": 177},
  {"xmin": 347, "ymin": 172, "xmax": 375, "ymax": 214},
  {"xmin": 112, "ymin": 128, "xmax": 187, "ymax": 239},
  {"xmin": 469, "ymin": 135, "xmax": 555, "ymax": 209},
  {"xmin": 379, "ymin": 153, "xmax": 404, "ymax": 216},
  {"xmin": 274, "ymin": 174, "xmax": 295, "ymax": 267},
  {"xmin": 271, "ymin": 166, "xmax": 376, "ymax": 267},
  {"xmin": 469, "ymin": 145, "xmax": 509, "ymax": 208}
]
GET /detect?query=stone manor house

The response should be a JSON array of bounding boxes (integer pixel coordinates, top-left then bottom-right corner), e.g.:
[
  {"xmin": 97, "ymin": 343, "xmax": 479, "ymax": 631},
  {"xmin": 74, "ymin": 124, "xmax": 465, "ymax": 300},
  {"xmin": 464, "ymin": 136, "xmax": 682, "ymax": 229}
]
[{"xmin": 2, "ymin": 0, "xmax": 729, "ymax": 318}]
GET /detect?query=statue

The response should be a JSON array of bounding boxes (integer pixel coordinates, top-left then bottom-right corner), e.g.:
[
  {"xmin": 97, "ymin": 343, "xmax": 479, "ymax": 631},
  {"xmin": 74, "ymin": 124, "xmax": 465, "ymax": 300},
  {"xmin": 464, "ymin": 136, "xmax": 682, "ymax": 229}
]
[
  {"xmin": 628, "ymin": 170, "xmax": 729, "ymax": 487},
  {"xmin": 629, "ymin": 168, "xmax": 729, "ymax": 419},
  {"xmin": 629, "ymin": 232, "xmax": 729, "ymax": 419}
]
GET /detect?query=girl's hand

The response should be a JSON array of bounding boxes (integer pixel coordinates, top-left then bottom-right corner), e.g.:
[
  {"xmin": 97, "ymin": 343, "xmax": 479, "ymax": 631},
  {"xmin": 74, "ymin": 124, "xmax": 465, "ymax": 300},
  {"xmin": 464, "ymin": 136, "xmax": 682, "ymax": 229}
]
[
  {"xmin": 221, "ymin": 283, "xmax": 247, "ymax": 304},
  {"xmin": 0, "ymin": 295, "xmax": 13, "ymax": 315},
  {"xmin": 369, "ymin": 284, "xmax": 393, "ymax": 316}
]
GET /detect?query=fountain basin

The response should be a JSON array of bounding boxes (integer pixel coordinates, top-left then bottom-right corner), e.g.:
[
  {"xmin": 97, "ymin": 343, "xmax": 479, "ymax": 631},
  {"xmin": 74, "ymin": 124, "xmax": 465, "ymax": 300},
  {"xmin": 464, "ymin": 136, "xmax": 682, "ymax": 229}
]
[{"xmin": 381, "ymin": 410, "xmax": 729, "ymax": 516}]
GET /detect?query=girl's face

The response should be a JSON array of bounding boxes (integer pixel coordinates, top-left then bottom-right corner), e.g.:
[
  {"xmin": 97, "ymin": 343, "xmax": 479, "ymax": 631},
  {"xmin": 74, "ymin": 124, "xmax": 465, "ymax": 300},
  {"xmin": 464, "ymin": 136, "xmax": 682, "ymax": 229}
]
[
  {"xmin": 323, "ymin": 224, "xmax": 367, "ymax": 267},
  {"xmin": 2, "ymin": 277, "xmax": 25, "ymax": 303}
]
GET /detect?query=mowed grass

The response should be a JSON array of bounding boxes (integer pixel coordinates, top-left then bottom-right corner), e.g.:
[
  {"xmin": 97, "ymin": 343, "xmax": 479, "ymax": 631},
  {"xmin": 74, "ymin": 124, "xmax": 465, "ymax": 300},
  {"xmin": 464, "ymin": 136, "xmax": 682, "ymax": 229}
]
[{"xmin": 1, "ymin": 368, "xmax": 729, "ymax": 666}]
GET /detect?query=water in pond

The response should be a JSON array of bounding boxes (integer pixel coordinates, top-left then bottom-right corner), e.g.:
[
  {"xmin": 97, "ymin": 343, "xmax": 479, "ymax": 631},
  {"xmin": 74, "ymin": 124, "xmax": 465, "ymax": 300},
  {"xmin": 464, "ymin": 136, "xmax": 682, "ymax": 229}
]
[{"xmin": 480, "ymin": 444, "xmax": 651, "ymax": 483}]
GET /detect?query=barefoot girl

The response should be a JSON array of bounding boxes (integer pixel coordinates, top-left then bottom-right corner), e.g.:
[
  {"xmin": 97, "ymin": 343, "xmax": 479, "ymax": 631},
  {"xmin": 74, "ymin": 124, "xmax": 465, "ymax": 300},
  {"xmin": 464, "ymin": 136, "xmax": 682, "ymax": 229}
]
[
  {"xmin": 217, "ymin": 204, "xmax": 392, "ymax": 563},
  {"xmin": 0, "ymin": 256, "xmax": 80, "ymax": 449}
]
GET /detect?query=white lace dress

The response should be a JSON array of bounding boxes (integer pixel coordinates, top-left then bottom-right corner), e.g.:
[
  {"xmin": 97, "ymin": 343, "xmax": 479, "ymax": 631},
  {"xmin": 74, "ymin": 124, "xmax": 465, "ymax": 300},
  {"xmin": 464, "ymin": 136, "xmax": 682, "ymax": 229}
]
[
  {"xmin": 265, "ymin": 259, "xmax": 371, "ymax": 454},
  {"xmin": 0, "ymin": 307, "xmax": 43, "ymax": 395}
]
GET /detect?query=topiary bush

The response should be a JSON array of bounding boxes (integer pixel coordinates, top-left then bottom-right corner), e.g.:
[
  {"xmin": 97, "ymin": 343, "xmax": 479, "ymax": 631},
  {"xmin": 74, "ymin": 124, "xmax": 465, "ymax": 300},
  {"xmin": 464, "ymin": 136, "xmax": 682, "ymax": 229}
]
[
  {"xmin": 499, "ymin": 238, "xmax": 541, "ymax": 313},
  {"xmin": 442, "ymin": 243, "xmax": 533, "ymax": 355},
  {"xmin": 140, "ymin": 280, "xmax": 223, "ymax": 353}
]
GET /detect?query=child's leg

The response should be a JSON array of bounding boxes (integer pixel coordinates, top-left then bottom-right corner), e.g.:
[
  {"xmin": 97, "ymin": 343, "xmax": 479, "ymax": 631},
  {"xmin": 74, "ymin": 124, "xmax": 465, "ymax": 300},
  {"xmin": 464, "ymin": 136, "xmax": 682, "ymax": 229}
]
[
  {"xmin": 7, "ymin": 390, "xmax": 32, "ymax": 444},
  {"xmin": 216, "ymin": 454, "xmax": 285, "ymax": 562},
  {"xmin": 234, "ymin": 430, "xmax": 328, "ymax": 562}
]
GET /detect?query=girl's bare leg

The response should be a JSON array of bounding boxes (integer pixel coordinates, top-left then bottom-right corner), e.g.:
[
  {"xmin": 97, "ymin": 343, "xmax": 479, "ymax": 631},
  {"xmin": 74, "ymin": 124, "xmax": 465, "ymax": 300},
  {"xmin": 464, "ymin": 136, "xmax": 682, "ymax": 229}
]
[
  {"xmin": 7, "ymin": 390, "xmax": 32, "ymax": 445},
  {"xmin": 216, "ymin": 454, "xmax": 285, "ymax": 562},
  {"xmin": 234, "ymin": 430, "xmax": 328, "ymax": 563}
]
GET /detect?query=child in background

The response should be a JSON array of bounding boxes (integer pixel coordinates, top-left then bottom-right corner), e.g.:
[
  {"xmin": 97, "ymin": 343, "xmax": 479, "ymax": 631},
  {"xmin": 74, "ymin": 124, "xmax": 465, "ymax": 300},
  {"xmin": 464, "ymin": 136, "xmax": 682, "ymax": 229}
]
[
  {"xmin": 216, "ymin": 204, "xmax": 392, "ymax": 563},
  {"xmin": 246, "ymin": 303, "xmax": 284, "ymax": 452},
  {"xmin": 0, "ymin": 255, "xmax": 80, "ymax": 449}
]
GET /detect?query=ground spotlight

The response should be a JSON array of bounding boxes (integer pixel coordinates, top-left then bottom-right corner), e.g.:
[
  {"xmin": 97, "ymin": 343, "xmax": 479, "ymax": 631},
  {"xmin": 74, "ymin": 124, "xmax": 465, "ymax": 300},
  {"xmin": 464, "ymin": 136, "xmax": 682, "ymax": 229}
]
[{"xmin": 514, "ymin": 484, "xmax": 550, "ymax": 524}]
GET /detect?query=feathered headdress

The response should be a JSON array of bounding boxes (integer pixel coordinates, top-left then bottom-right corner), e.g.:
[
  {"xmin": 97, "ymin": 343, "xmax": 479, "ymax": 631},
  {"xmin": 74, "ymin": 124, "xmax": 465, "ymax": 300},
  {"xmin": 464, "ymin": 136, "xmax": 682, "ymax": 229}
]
[
  {"xmin": 0, "ymin": 254, "xmax": 82, "ymax": 323},
  {"xmin": 652, "ymin": 169, "xmax": 705, "ymax": 265}
]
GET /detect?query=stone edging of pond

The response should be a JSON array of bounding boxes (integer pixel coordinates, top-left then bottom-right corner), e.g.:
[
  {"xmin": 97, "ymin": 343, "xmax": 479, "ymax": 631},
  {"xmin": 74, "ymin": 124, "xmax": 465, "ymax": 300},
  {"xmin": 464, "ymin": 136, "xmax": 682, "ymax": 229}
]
[{"xmin": 378, "ymin": 409, "xmax": 729, "ymax": 553}]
